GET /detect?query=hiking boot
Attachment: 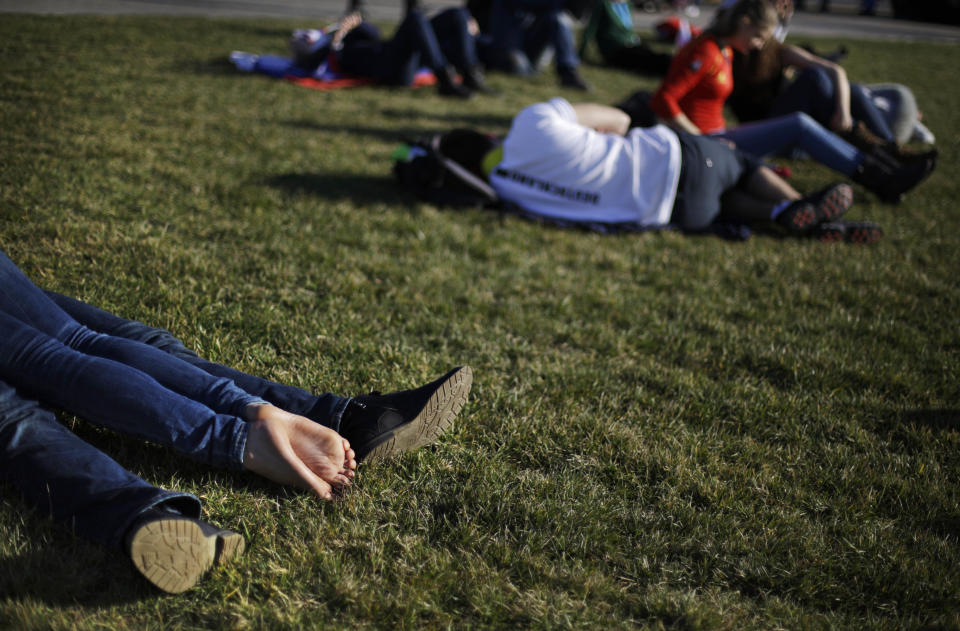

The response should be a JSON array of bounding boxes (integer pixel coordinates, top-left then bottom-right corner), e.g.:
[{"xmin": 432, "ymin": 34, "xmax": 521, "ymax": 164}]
[
  {"xmin": 843, "ymin": 122, "xmax": 938, "ymax": 168},
  {"xmin": 436, "ymin": 66, "xmax": 473, "ymax": 99},
  {"xmin": 852, "ymin": 152, "xmax": 936, "ymax": 203},
  {"xmin": 813, "ymin": 219, "xmax": 883, "ymax": 244},
  {"xmin": 559, "ymin": 68, "xmax": 591, "ymax": 91},
  {"xmin": 339, "ymin": 366, "xmax": 473, "ymax": 464},
  {"xmin": 126, "ymin": 509, "xmax": 244, "ymax": 594},
  {"xmin": 777, "ymin": 182, "xmax": 853, "ymax": 235},
  {"xmin": 461, "ymin": 66, "xmax": 496, "ymax": 94}
]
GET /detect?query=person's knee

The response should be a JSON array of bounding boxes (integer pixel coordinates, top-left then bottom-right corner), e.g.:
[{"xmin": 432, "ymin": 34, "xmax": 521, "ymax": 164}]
[
  {"xmin": 786, "ymin": 111, "xmax": 818, "ymax": 135},
  {"xmin": 798, "ymin": 66, "xmax": 833, "ymax": 97}
]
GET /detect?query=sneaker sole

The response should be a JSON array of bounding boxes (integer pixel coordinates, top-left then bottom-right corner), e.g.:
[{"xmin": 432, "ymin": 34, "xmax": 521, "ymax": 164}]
[
  {"xmin": 129, "ymin": 517, "xmax": 244, "ymax": 594},
  {"xmin": 786, "ymin": 183, "xmax": 853, "ymax": 234},
  {"xmin": 360, "ymin": 366, "xmax": 473, "ymax": 464},
  {"xmin": 816, "ymin": 183, "xmax": 853, "ymax": 224},
  {"xmin": 816, "ymin": 221, "xmax": 883, "ymax": 245}
]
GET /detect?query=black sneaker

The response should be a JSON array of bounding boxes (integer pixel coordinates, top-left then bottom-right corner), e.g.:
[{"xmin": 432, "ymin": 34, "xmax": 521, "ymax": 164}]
[
  {"xmin": 126, "ymin": 510, "xmax": 244, "ymax": 594},
  {"xmin": 813, "ymin": 220, "xmax": 883, "ymax": 244},
  {"xmin": 339, "ymin": 366, "xmax": 473, "ymax": 463},
  {"xmin": 559, "ymin": 69, "xmax": 591, "ymax": 91},
  {"xmin": 777, "ymin": 182, "xmax": 853, "ymax": 235}
]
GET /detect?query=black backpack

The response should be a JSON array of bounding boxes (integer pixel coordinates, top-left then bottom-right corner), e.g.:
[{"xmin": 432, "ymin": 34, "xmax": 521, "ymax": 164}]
[{"xmin": 392, "ymin": 135, "xmax": 500, "ymax": 209}]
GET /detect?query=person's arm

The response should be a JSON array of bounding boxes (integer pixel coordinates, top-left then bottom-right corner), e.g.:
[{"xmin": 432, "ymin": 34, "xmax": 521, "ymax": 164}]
[
  {"xmin": 570, "ymin": 104, "xmax": 631, "ymax": 135},
  {"xmin": 649, "ymin": 39, "xmax": 715, "ymax": 134},
  {"xmin": 330, "ymin": 11, "xmax": 363, "ymax": 48},
  {"xmin": 781, "ymin": 43, "xmax": 852, "ymax": 132}
]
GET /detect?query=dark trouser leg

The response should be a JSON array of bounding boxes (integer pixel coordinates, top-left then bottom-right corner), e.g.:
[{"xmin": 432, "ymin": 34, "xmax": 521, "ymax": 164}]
[
  {"xmin": 379, "ymin": 10, "xmax": 447, "ymax": 84},
  {"xmin": 44, "ymin": 291, "xmax": 349, "ymax": 430},
  {"xmin": 0, "ymin": 380, "xmax": 200, "ymax": 549},
  {"xmin": 524, "ymin": 11, "xmax": 580, "ymax": 74},
  {"xmin": 430, "ymin": 7, "xmax": 479, "ymax": 70}
]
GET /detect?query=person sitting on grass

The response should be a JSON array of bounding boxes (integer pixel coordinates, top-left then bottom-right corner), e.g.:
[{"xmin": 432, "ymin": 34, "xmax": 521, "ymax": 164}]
[
  {"xmin": 578, "ymin": 0, "xmax": 674, "ymax": 76},
  {"xmin": 648, "ymin": 0, "xmax": 935, "ymax": 204},
  {"xmin": 0, "ymin": 249, "xmax": 473, "ymax": 594},
  {"xmin": 291, "ymin": 8, "xmax": 489, "ymax": 98},
  {"xmin": 722, "ymin": 0, "xmax": 934, "ymax": 156},
  {"xmin": 435, "ymin": 97, "xmax": 884, "ymax": 243}
]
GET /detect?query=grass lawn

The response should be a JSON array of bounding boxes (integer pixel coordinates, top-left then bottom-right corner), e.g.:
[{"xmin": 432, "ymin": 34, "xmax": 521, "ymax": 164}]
[{"xmin": 0, "ymin": 13, "xmax": 958, "ymax": 630}]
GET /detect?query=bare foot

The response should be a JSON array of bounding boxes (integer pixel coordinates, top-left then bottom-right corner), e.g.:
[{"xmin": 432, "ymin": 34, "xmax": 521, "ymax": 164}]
[{"xmin": 243, "ymin": 404, "xmax": 356, "ymax": 500}]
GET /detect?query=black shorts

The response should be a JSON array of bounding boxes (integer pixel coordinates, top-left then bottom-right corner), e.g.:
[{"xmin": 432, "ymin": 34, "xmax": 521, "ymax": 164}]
[{"xmin": 671, "ymin": 132, "xmax": 764, "ymax": 230}]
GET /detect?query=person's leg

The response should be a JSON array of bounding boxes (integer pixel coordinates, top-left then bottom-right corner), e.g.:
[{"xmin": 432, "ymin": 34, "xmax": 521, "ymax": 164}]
[
  {"xmin": 717, "ymin": 112, "xmax": 863, "ymax": 175},
  {"xmin": 430, "ymin": 8, "xmax": 478, "ymax": 70},
  {"xmin": 721, "ymin": 166, "xmax": 801, "ymax": 221},
  {"xmin": 380, "ymin": 10, "xmax": 446, "ymax": 83},
  {"xmin": 486, "ymin": 0, "xmax": 532, "ymax": 73},
  {"xmin": 44, "ymin": 290, "xmax": 349, "ymax": 430},
  {"xmin": 848, "ymin": 82, "xmax": 896, "ymax": 143},
  {"xmin": 0, "ymin": 309, "xmax": 249, "ymax": 469},
  {"xmin": 378, "ymin": 10, "xmax": 471, "ymax": 96},
  {"xmin": 0, "ymin": 379, "xmax": 200, "ymax": 549},
  {"xmin": 429, "ymin": 7, "xmax": 491, "ymax": 91},
  {"xmin": 38, "ymin": 290, "xmax": 470, "ymax": 466},
  {"xmin": 0, "ymin": 251, "xmax": 261, "ymax": 419},
  {"xmin": 770, "ymin": 66, "xmax": 837, "ymax": 127},
  {"xmin": 523, "ymin": 10, "xmax": 588, "ymax": 88},
  {"xmin": 0, "ymin": 379, "xmax": 244, "ymax": 593}
]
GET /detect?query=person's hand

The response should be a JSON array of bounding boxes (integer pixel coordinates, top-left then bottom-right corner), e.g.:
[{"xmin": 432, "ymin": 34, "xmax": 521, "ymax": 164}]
[
  {"xmin": 467, "ymin": 17, "xmax": 480, "ymax": 37},
  {"xmin": 340, "ymin": 11, "xmax": 363, "ymax": 32},
  {"xmin": 243, "ymin": 405, "xmax": 356, "ymax": 500}
]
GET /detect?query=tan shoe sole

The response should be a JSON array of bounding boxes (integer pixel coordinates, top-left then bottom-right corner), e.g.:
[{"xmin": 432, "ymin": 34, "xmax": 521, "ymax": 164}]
[{"xmin": 128, "ymin": 517, "xmax": 245, "ymax": 594}]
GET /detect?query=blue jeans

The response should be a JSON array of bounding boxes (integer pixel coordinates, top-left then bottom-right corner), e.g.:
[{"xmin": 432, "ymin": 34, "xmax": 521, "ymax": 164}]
[
  {"xmin": 0, "ymin": 250, "xmax": 349, "ymax": 548},
  {"xmin": 339, "ymin": 10, "xmax": 471, "ymax": 84},
  {"xmin": 0, "ymin": 380, "xmax": 201, "ymax": 549},
  {"xmin": 45, "ymin": 291, "xmax": 349, "ymax": 430},
  {"xmin": 481, "ymin": 0, "xmax": 579, "ymax": 75},
  {"xmin": 771, "ymin": 67, "xmax": 896, "ymax": 144},
  {"xmin": 716, "ymin": 112, "xmax": 864, "ymax": 176},
  {"xmin": 430, "ymin": 8, "xmax": 479, "ymax": 70}
]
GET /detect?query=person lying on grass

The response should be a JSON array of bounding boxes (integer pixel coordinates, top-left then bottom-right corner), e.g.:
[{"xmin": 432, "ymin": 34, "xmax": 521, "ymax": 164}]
[
  {"xmin": 290, "ymin": 7, "xmax": 490, "ymax": 98},
  {"xmin": 436, "ymin": 97, "xmax": 883, "ymax": 243},
  {"xmin": 0, "ymin": 249, "xmax": 472, "ymax": 594}
]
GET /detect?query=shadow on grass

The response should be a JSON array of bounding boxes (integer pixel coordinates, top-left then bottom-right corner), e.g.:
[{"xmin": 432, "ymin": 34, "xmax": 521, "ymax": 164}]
[
  {"xmin": 282, "ymin": 120, "xmax": 441, "ymax": 144},
  {"xmin": 0, "ymin": 420, "xmax": 305, "ymax": 606},
  {"xmin": 377, "ymin": 108, "xmax": 513, "ymax": 129},
  {"xmin": 0, "ymin": 492, "xmax": 149, "ymax": 606},
  {"xmin": 190, "ymin": 55, "xmax": 246, "ymax": 77},
  {"xmin": 899, "ymin": 408, "xmax": 960, "ymax": 432},
  {"xmin": 266, "ymin": 172, "xmax": 403, "ymax": 205}
]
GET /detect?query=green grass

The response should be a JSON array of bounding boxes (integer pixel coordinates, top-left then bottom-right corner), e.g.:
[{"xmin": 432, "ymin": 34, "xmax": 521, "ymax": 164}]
[{"xmin": 1, "ymin": 13, "xmax": 959, "ymax": 630}]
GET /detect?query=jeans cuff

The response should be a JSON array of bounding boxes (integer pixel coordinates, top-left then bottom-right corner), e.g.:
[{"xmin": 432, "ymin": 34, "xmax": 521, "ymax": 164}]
[
  {"xmin": 111, "ymin": 491, "xmax": 202, "ymax": 550},
  {"xmin": 330, "ymin": 396, "xmax": 351, "ymax": 434},
  {"xmin": 230, "ymin": 418, "xmax": 250, "ymax": 470}
]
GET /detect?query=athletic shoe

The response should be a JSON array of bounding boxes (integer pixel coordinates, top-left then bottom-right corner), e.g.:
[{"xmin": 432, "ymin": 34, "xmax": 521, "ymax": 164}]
[
  {"xmin": 127, "ymin": 511, "xmax": 244, "ymax": 594},
  {"xmin": 813, "ymin": 220, "xmax": 883, "ymax": 244},
  {"xmin": 777, "ymin": 182, "xmax": 853, "ymax": 235},
  {"xmin": 559, "ymin": 69, "xmax": 591, "ymax": 91},
  {"xmin": 339, "ymin": 366, "xmax": 473, "ymax": 463}
]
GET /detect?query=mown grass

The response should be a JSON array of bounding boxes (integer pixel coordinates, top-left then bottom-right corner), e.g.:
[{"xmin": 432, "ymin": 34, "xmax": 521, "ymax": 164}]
[{"xmin": 0, "ymin": 13, "xmax": 958, "ymax": 630}]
